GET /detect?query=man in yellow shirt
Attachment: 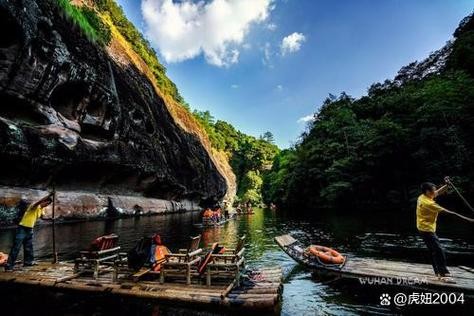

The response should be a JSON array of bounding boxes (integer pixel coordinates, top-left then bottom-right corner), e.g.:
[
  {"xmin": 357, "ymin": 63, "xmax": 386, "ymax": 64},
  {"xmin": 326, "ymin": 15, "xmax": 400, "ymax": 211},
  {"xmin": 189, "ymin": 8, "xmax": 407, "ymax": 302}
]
[
  {"xmin": 5, "ymin": 193, "xmax": 54, "ymax": 271},
  {"xmin": 416, "ymin": 179, "xmax": 455, "ymax": 282}
]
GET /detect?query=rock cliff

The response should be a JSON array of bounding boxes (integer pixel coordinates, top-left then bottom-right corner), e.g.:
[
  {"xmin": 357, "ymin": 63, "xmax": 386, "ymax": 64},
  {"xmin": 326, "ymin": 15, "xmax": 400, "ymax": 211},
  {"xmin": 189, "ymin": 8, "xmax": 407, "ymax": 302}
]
[{"xmin": 0, "ymin": 0, "xmax": 235, "ymax": 223}]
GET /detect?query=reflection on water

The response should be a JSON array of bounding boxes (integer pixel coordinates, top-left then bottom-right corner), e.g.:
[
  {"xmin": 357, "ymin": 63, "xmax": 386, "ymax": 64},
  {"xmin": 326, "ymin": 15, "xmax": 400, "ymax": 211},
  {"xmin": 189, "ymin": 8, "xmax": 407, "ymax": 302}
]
[{"xmin": 0, "ymin": 208, "xmax": 472, "ymax": 315}]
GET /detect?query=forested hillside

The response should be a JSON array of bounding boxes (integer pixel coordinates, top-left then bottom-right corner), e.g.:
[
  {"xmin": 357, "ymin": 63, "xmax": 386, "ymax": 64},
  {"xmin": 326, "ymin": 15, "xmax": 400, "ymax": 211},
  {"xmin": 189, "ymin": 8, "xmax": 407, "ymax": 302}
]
[
  {"xmin": 263, "ymin": 13, "xmax": 474, "ymax": 212},
  {"xmin": 193, "ymin": 111, "xmax": 279, "ymax": 204}
]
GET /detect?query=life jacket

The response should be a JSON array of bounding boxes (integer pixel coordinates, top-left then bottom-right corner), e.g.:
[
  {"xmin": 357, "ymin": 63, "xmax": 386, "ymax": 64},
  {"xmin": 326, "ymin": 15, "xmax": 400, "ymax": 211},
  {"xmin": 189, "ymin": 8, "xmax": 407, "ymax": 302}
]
[
  {"xmin": 203, "ymin": 209, "xmax": 213, "ymax": 218},
  {"xmin": 0, "ymin": 252, "xmax": 8, "ymax": 266},
  {"xmin": 151, "ymin": 245, "xmax": 170, "ymax": 272}
]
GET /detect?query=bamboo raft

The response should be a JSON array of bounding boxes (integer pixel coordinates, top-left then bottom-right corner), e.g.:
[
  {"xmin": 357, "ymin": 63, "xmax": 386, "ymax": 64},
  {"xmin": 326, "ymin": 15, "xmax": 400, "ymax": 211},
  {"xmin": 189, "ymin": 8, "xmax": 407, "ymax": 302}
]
[
  {"xmin": 275, "ymin": 234, "xmax": 474, "ymax": 294},
  {"xmin": 0, "ymin": 262, "xmax": 283, "ymax": 313}
]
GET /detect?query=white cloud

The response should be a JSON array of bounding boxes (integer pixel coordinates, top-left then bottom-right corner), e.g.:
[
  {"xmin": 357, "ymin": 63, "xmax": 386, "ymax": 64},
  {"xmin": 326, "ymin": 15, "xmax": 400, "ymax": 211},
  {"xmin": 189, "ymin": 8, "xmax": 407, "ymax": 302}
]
[
  {"xmin": 281, "ymin": 32, "xmax": 306, "ymax": 56},
  {"xmin": 297, "ymin": 114, "xmax": 314, "ymax": 123},
  {"xmin": 266, "ymin": 23, "xmax": 277, "ymax": 31},
  {"xmin": 276, "ymin": 84, "xmax": 283, "ymax": 90},
  {"xmin": 141, "ymin": 0, "xmax": 273, "ymax": 67},
  {"xmin": 231, "ymin": 84, "xmax": 239, "ymax": 89},
  {"xmin": 262, "ymin": 42, "xmax": 273, "ymax": 67}
]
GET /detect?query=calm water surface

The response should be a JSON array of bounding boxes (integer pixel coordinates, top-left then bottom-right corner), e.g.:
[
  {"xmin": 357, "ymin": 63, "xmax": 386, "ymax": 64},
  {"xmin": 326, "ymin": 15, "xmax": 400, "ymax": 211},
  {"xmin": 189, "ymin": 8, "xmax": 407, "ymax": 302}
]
[{"xmin": 0, "ymin": 208, "xmax": 472, "ymax": 315}]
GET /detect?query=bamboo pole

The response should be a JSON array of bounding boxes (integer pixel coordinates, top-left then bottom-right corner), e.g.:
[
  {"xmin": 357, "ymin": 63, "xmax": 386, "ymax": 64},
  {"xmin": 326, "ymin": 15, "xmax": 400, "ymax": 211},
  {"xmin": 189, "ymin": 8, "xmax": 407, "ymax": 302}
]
[
  {"xmin": 446, "ymin": 178, "xmax": 474, "ymax": 213},
  {"xmin": 51, "ymin": 185, "xmax": 58, "ymax": 264},
  {"xmin": 220, "ymin": 278, "xmax": 237, "ymax": 299}
]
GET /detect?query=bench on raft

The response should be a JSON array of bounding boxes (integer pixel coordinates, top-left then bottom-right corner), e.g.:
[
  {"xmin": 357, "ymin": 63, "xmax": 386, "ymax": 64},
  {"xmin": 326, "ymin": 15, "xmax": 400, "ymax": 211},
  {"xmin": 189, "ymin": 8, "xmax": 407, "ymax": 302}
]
[
  {"xmin": 204, "ymin": 235, "xmax": 246, "ymax": 286},
  {"xmin": 74, "ymin": 234, "xmax": 123, "ymax": 279},
  {"xmin": 133, "ymin": 235, "xmax": 247, "ymax": 288},
  {"xmin": 72, "ymin": 233, "xmax": 247, "ymax": 290},
  {"xmin": 159, "ymin": 235, "xmax": 203, "ymax": 285}
]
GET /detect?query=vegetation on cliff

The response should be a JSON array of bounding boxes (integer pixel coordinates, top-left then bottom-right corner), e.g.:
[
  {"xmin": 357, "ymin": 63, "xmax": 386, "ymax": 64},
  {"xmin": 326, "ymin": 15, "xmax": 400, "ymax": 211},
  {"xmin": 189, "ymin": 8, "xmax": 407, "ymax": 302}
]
[
  {"xmin": 57, "ymin": 0, "xmax": 111, "ymax": 45},
  {"xmin": 95, "ymin": 0, "xmax": 186, "ymax": 105},
  {"xmin": 193, "ymin": 111, "xmax": 279, "ymax": 204},
  {"xmin": 56, "ymin": 0, "xmax": 279, "ymax": 204},
  {"xmin": 263, "ymin": 13, "xmax": 474, "ymax": 212}
]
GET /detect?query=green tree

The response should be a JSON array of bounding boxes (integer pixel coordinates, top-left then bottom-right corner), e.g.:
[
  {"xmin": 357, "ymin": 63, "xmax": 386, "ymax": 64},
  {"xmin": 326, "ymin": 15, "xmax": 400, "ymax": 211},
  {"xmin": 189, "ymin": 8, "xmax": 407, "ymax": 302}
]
[
  {"xmin": 263, "ymin": 13, "xmax": 474, "ymax": 212},
  {"xmin": 261, "ymin": 131, "xmax": 275, "ymax": 144}
]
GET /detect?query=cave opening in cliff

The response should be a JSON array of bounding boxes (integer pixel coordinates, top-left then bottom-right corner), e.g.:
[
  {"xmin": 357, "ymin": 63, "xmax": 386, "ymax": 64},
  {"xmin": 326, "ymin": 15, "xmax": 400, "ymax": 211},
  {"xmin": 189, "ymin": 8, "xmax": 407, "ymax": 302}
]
[
  {"xmin": 50, "ymin": 81, "xmax": 90, "ymax": 121},
  {"xmin": 85, "ymin": 98, "xmax": 107, "ymax": 121},
  {"xmin": 81, "ymin": 97, "xmax": 114, "ymax": 141},
  {"xmin": 50, "ymin": 82, "xmax": 114, "ymax": 140},
  {"xmin": 81, "ymin": 124, "xmax": 113, "ymax": 141},
  {"xmin": 0, "ymin": 93, "xmax": 48, "ymax": 125},
  {"xmin": 0, "ymin": 9, "xmax": 22, "ymax": 49}
]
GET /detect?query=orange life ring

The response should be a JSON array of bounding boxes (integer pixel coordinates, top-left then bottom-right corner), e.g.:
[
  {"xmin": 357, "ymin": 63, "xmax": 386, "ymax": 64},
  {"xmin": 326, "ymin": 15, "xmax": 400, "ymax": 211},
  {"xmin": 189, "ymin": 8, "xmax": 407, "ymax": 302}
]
[
  {"xmin": 308, "ymin": 245, "xmax": 345, "ymax": 265},
  {"xmin": 0, "ymin": 252, "xmax": 8, "ymax": 266}
]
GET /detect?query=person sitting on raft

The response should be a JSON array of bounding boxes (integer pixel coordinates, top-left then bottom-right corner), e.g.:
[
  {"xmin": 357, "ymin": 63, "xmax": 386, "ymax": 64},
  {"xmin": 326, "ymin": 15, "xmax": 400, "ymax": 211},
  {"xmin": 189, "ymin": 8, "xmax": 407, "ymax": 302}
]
[
  {"xmin": 149, "ymin": 234, "xmax": 170, "ymax": 272},
  {"xmin": 203, "ymin": 208, "xmax": 213, "ymax": 219},
  {"xmin": 212, "ymin": 207, "xmax": 222, "ymax": 222},
  {"xmin": 5, "ymin": 192, "xmax": 54, "ymax": 271},
  {"xmin": 416, "ymin": 178, "xmax": 457, "ymax": 283}
]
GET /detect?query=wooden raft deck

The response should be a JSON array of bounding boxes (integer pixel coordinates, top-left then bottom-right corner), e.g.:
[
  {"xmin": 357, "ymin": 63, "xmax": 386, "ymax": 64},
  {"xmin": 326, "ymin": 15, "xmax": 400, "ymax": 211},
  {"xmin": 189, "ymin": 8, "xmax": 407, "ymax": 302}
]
[
  {"xmin": 275, "ymin": 234, "xmax": 474, "ymax": 294},
  {"xmin": 0, "ymin": 262, "xmax": 283, "ymax": 313}
]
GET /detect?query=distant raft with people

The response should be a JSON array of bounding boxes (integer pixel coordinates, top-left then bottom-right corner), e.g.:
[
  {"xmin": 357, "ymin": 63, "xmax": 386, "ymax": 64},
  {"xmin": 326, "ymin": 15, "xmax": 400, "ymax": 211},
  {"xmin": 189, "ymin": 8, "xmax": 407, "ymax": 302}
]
[
  {"xmin": 198, "ymin": 213, "xmax": 237, "ymax": 228},
  {"xmin": 236, "ymin": 208, "xmax": 254, "ymax": 215},
  {"xmin": 196, "ymin": 207, "xmax": 237, "ymax": 228}
]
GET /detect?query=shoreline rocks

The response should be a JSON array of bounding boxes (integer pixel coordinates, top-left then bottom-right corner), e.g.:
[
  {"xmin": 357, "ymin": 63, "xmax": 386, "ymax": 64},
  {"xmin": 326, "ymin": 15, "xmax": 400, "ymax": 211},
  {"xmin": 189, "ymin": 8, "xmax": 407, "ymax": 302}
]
[{"xmin": 0, "ymin": 186, "xmax": 201, "ymax": 227}]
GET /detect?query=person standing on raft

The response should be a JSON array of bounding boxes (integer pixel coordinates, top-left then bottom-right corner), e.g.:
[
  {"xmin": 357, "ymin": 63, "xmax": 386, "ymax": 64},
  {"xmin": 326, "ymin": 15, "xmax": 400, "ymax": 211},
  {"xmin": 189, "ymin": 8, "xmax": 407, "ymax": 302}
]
[
  {"xmin": 5, "ymin": 192, "xmax": 54, "ymax": 271},
  {"xmin": 416, "ymin": 177, "xmax": 456, "ymax": 283}
]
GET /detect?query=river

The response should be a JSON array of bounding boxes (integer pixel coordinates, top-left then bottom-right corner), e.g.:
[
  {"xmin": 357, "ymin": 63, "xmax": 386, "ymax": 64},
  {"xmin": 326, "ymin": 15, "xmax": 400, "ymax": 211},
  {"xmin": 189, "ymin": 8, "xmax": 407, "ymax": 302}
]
[{"xmin": 0, "ymin": 208, "xmax": 472, "ymax": 315}]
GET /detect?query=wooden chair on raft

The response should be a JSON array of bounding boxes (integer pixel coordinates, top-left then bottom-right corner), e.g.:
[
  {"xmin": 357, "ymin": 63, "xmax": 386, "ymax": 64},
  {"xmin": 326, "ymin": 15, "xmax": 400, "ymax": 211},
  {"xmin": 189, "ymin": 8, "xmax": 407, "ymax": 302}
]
[
  {"xmin": 74, "ymin": 234, "xmax": 121, "ymax": 279},
  {"xmin": 204, "ymin": 235, "xmax": 246, "ymax": 286},
  {"xmin": 160, "ymin": 235, "xmax": 203, "ymax": 285}
]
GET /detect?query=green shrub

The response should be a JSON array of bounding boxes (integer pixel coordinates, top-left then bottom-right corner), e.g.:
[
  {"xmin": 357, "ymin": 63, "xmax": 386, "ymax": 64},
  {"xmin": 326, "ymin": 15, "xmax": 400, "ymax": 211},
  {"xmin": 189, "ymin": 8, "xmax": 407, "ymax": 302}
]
[
  {"xmin": 95, "ymin": 0, "xmax": 183, "ymax": 102},
  {"xmin": 80, "ymin": 7, "xmax": 111, "ymax": 45},
  {"xmin": 57, "ymin": 0, "xmax": 111, "ymax": 46}
]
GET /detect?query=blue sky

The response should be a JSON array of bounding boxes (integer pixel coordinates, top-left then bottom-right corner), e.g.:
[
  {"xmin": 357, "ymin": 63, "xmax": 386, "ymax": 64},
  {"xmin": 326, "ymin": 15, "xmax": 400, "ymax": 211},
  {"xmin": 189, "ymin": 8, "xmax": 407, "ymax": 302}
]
[{"xmin": 117, "ymin": 0, "xmax": 473, "ymax": 148}]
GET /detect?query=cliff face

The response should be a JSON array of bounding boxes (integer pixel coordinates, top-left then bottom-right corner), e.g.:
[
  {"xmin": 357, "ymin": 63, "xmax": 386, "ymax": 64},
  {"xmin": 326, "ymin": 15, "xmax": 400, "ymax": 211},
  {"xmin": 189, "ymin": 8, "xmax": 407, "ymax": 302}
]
[{"xmin": 0, "ymin": 0, "xmax": 232, "ymax": 211}]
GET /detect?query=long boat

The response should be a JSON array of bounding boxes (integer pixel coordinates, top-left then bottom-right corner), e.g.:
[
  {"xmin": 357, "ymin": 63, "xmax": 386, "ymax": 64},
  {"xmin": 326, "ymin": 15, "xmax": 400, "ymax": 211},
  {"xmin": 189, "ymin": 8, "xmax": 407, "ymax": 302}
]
[{"xmin": 275, "ymin": 234, "xmax": 474, "ymax": 294}]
